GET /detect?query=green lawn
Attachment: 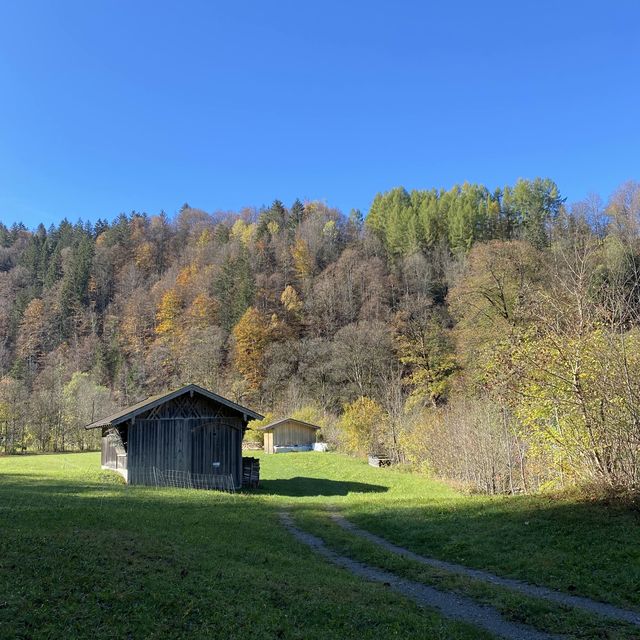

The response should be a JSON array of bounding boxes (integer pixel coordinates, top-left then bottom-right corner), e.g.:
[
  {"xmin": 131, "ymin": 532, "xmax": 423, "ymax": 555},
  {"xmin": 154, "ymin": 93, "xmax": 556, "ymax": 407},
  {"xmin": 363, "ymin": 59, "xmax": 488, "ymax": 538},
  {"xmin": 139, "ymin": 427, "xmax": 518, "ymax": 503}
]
[
  {"xmin": 256, "ymin": 452, "xmax": 640, "ymax": 608},
  {"xmin": 1, "ymin": 451, "xmax": 639, "ymax": 639}
]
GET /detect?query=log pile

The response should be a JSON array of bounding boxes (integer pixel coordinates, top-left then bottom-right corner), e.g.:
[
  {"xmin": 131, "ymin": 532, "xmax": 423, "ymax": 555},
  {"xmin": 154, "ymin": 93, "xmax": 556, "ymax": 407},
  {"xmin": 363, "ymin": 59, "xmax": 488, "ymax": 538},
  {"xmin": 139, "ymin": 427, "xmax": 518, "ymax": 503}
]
[{"xmin": 242, "ymin": 456, "xmax": 260, "ymax": 488}]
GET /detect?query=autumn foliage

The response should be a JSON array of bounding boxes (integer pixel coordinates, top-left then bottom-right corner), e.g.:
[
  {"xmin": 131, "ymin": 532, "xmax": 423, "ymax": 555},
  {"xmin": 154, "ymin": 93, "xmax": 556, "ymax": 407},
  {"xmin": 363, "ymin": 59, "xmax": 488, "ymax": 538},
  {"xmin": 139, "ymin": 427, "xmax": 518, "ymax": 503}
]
[{"xmin": 2, "ymin": 183, "xmax": 640, "ymax": 496}]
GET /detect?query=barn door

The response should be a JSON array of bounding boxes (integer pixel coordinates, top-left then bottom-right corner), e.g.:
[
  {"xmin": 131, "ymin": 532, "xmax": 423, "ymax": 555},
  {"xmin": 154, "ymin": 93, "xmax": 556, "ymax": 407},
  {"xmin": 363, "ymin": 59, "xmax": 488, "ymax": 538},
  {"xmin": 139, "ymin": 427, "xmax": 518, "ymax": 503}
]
[{"xmin": 190, "ymin": 418, "xmax": 241, "ymax": 480}]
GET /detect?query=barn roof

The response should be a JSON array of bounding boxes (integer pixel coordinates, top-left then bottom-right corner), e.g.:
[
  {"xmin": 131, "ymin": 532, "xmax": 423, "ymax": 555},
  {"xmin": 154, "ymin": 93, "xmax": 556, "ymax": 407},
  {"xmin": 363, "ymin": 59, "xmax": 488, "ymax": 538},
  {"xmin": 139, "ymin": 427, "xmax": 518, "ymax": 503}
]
[
  {"xmin": 257, "ymin": 417, "xmax": 321, "ymax": 432},
  {"xmin": 85, "ymin": 384, "xmax": 263, "ymax": 429}
]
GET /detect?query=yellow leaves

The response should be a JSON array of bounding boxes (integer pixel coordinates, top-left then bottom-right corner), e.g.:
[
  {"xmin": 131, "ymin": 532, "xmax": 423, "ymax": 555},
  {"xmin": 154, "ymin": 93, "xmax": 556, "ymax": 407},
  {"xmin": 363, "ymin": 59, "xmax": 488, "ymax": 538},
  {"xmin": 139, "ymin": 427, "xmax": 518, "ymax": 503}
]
[
  {"xmin": 322, "ymin": 220, "xmax": 337, "ymax": 240},
  {"xmin": 17, "ymin": 298, "xmax": 47, "ymax": 360},
  {"xmin": 291, "ymin": 404, "xmax": 327, "ymax": 430},
  {"xmin": 280, "ymin": 285, "xmax": 303, "ymax": 314},
  {"xmin": 21, "ymin": 298, "xmax": 45, "ymax": 326},
  {"xmin": 129, "ymin": 215, "xmax": 147, "ymax": 244},
  {"xmin": 448, "ymin": 240, "xmax": 542, "ymax": 375},
  {"xmin": 247, "ymin": 413, "xmax": 276, "ymax": 431},
  {"xmin": 278, "ymin": 285, "xmax": 304, "ymax": 338},
  {"xmin": 303, "ymin": 201, "xmax": 320, "ymax": 216},
  {"xmin": 245, "ymin": 412, "xmax": 275, "ymax": 445},
  {"xmin": 155, "ymin": 263, "xmax": 212, "ymax": 336},
  {"xmin": 291, "ymin": 239, "xmax": 313, "ymax": 279},
  {"xmin": 394, "ymin": 308, "xmax": 457, "ymax": 407},
  {"xmin": 186, "ymin": 293, "xmax": 218, "ymax": 328},
  {"xmin": 135, "ymin": 241, "xmax": 155, "ymax": 272},
  {"xmin": 338, "ymin": 396, "xmax": 387, "ymax": 455},
  {"xmin": 230, "ymin": 220, "xmax": 246, "ymax": 242},
  {"xmin": 196, "ymin": 228, "xmax": 213, "ymax": 249},
  {"xmin": 266, "ymin": 221, "xmax": 280, "ymax": 236},
  {"xmin": 232, "ymin": 306, "xmax": 274, "ymax": 390},
  {"xmin": 156, "ymin": 289, "xmax": 182, "ymax": 337},
  {"xmin": 176, "ymin": 264, "xmax": 197, "ymax": 289},
  {"xmin": 507, "ymin": 323, "xmax": 640, "ymax": 483},
  {"xmin": 230, "ymin": 219, "xmax": 257, "ymax": 247}
]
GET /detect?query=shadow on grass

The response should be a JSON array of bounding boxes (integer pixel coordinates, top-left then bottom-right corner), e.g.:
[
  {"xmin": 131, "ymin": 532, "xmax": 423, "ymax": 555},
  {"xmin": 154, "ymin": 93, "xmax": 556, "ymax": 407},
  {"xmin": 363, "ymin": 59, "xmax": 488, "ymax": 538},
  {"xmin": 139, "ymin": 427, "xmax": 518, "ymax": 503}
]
[
  {"xmin": 0, "ymin": 470, "xmax": 495, "ymax": 640},
  {"xmin": 259, "ymin": 476, "xmax": 388, "ymax": 497},
  {"xmin": 4, "ymin": 468, "xmax": 638, "ymax": 612}
]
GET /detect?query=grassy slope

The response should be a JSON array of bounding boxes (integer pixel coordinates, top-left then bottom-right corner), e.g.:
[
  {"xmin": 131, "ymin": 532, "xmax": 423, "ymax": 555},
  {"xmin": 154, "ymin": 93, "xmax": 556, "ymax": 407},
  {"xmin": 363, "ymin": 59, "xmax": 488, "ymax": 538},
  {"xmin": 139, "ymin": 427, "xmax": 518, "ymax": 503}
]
[
  {"xmin": 256, "ymin": 452, "xmax": 640, "ymax": 609},
  {"xmin": 1, "ymin": 451, "xmax": 638, "ymax": 639},
  {"xmin": 293, "ymin": 510, "xmax": 640, "ymax": 639},
  {"xmin": 0, "ymin": 453, "xmax": 485, "ymax": 640}
]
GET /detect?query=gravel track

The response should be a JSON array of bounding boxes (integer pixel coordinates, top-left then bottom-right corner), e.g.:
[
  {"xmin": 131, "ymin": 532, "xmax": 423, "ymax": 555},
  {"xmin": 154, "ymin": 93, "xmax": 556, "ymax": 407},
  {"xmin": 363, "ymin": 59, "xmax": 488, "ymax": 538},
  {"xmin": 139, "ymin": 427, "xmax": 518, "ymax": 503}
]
[
  {"xmin": 280, "ymin": 512, "xmax": 560, "ymax": 640},
  {"xmin": 330, "ymin": 512, "xmax": 640, "ymax": 628}
]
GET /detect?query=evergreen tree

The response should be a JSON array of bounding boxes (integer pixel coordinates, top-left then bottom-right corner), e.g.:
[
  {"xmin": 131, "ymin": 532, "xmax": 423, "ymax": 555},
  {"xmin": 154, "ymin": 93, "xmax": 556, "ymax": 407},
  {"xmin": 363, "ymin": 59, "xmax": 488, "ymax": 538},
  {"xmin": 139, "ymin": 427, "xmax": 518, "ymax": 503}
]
[
  {"xmin": 289, "ymin": 198, "xmax": 305, "ymax": 228},
  {"xmin": 60, "ymin": 235, "xmax": 94, "ymax": 315},
  {"xmin": 503, "ymin": 178, "xmax": 565, "ymax": 248},
  {"xmin": 214, "ymin": 250, "xmax": 255, "ymax": 331},
  {"xmin": 257, "ymin": 199, "xmax": 288, "ymax": 239}
]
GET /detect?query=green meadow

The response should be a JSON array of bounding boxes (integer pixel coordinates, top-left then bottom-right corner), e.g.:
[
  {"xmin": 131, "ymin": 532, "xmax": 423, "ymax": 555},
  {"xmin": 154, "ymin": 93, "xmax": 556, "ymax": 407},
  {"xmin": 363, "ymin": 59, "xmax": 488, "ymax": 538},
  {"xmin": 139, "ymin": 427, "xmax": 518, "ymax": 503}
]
[{"xmin": 1, "ymin": 452, "xmax": 638, "ymax": 639}]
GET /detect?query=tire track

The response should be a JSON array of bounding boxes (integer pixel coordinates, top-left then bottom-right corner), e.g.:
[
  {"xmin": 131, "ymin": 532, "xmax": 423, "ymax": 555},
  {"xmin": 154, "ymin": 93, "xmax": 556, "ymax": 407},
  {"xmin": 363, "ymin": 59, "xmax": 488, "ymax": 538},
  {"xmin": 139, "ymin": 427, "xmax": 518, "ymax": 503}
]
[
  {"xmin": 330, "ymin": 512, "xmax": 640, "ymax": 628},
  {"xmin": 280, "ymin": 512, "xmax": 559, "ymax": 640}
]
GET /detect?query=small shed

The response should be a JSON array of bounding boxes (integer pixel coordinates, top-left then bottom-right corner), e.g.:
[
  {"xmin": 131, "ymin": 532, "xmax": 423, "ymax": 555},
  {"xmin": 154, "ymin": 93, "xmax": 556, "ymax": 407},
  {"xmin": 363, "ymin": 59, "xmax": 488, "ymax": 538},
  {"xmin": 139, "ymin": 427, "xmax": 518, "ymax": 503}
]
[
  {"xmin": 85, "ymin": 384, "xmax": 263, "ymax": 489},
  {"xmin": 258, "ymin": 418, "xmax": 320, "ymax": 454}
]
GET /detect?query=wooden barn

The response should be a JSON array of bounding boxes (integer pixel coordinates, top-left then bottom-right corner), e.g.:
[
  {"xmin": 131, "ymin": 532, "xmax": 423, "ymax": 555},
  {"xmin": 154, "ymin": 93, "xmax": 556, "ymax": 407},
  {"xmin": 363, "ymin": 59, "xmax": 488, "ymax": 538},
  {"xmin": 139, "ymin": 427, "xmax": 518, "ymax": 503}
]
[
  {"xmin": 85, "ymin": 384, "xmax": 263, "ymax": 489},
  {"xmin": 258, "ymin": 418, "xmax": 320, "ymax": 454}
]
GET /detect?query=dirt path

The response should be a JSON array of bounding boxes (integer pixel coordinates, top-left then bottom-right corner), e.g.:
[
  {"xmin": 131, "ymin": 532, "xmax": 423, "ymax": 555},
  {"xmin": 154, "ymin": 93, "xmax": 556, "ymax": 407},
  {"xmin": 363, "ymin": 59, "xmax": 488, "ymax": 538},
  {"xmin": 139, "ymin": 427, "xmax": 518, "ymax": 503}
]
[
  {"xmin": 330, "ymin": 512, "xmax": 640, "ymax": 628},
  {"xmin": 280, "ymin": 512, "xmax": 559, "ymax": 640}
]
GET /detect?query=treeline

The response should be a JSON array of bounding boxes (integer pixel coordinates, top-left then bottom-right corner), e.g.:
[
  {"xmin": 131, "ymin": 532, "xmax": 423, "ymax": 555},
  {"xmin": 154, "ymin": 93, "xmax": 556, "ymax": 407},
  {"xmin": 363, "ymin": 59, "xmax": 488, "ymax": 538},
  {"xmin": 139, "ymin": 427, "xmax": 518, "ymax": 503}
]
[
  {"xmin": 367, "ymin": 178, "xmax": 564, "ymax": 254},
  {"xmin": 1, "ymin": 180, "xmax": 639, "ymax": 495}
]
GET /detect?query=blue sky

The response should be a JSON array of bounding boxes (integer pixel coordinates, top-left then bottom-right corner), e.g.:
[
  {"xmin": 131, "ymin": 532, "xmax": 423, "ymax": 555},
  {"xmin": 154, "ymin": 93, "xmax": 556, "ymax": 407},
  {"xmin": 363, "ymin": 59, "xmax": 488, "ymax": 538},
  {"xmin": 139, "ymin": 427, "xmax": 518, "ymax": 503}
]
[{"xmin": 0, "ymin": 0, "xmax": 638, "ymax": 227}]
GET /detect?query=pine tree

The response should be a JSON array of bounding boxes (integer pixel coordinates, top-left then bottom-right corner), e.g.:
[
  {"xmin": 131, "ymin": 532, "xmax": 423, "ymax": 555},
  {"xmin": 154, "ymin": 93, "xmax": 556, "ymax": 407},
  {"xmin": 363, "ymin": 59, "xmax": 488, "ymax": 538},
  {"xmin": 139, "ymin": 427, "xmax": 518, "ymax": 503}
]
[
  {"xmin": 214, "ymin": 250, "xmax": 255, "ymax": 331},
  {"xmin": 289, "ymin": 199, "xmax": 305, "ymax": 229}
]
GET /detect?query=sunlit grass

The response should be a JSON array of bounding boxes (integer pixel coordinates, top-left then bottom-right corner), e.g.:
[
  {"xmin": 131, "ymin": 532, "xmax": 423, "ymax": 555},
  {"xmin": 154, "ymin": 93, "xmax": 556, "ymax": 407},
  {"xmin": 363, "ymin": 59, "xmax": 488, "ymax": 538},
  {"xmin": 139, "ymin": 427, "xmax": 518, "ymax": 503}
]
[
  {"xmin": 0, "ymin": 452, "xmax": 483, "ymax": 640},
  {"xmin": 1, "ymin": 451, "xmax": 638, "ymax": 639},
  {"xmin": 257, "ymin": 452, "xmax": 640, "ymax": 608}
]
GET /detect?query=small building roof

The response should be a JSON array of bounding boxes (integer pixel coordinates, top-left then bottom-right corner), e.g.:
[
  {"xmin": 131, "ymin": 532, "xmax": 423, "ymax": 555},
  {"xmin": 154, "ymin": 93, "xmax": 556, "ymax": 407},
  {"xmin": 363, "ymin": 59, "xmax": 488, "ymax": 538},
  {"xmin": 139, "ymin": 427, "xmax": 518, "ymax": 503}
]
[
  {"xmin": 257, "ymin": 417, "xmax": 321, "ymax": 432},
  {"xmin": 85, "ymin": 384, "xmax": 263, "ymax": 429}
]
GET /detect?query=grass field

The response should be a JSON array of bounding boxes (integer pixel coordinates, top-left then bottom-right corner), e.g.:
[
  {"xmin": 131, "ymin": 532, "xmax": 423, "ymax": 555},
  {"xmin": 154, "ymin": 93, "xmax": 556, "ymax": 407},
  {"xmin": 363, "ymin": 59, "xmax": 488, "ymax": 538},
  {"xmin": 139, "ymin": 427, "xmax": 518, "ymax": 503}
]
[{"xmin": 1, "ymin": 451, "xmax": 639, "ymax": 639}]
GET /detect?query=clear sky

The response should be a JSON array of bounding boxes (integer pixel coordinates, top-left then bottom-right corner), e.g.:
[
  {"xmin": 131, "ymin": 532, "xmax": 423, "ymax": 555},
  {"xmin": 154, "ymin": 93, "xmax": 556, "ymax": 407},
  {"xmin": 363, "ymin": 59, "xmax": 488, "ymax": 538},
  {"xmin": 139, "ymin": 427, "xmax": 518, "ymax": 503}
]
[{"xmin": 0, "ymin": 0, "xmax": 638, "ymax": 227}]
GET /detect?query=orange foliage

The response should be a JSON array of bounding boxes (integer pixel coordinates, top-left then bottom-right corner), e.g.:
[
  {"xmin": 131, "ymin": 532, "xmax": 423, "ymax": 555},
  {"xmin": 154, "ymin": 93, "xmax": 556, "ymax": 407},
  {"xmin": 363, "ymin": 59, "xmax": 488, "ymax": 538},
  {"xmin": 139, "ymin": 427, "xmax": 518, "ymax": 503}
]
[
  {"xmin": 186, "ymin": 293, "xmax": 218, "ymax": 328},
  {"xmin": 176, "ymin": 264, "xmax": 198, "ymax": 290}
]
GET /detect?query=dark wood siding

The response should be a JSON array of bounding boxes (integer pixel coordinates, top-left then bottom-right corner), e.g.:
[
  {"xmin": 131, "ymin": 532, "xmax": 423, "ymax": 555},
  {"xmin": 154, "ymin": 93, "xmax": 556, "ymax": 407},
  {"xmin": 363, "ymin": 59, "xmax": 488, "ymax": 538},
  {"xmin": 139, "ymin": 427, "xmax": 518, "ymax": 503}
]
[{"xmin": 128, "ymin": 415, "xmax": 244, "ymax": 488}]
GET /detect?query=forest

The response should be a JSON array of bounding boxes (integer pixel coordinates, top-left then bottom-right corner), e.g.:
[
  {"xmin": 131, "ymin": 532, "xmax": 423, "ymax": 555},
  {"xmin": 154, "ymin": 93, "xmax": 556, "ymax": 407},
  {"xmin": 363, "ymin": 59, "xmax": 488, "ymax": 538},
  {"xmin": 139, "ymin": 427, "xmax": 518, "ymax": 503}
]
[{"xmin": 1, "ymin": 177, "xmax": 639, "ymax": 495}]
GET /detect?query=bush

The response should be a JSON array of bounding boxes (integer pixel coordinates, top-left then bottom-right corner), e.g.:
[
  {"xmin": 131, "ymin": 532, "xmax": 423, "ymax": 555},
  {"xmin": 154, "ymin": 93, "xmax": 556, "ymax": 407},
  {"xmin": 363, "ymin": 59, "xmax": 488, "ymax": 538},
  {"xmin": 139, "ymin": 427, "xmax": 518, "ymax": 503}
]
[
  {"xmin": 337, "ymin": 397, "xmax": 388, "ymax": 456},
  {"xmin": 245, "ymin": 413, "xmax": 275, "ymax": 447}
]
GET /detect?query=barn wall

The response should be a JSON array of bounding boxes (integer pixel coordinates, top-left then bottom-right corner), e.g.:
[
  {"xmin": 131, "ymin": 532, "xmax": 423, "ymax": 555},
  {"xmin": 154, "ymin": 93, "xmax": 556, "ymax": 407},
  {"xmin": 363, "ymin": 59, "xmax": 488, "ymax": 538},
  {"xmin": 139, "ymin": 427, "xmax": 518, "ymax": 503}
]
[
  {"xmin": 128, "ymin": 416, "xmax": 244, "ymax": 487},
  {"xmin": 191, "ymin": 419, "xmax": 242, "ymax": 477},
  {"xmin": 272, "ymin": 420, "xmax": 317, "ymax": 447}
]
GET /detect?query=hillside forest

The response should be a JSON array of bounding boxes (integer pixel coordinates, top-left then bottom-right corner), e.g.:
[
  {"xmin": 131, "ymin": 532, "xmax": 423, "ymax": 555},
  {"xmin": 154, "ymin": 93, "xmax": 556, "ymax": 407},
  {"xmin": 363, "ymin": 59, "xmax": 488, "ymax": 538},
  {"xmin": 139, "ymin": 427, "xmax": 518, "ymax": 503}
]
[{"xmin": 2, "ymin": 178, "xmax": 640, "ymax": 495}]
